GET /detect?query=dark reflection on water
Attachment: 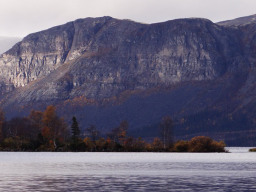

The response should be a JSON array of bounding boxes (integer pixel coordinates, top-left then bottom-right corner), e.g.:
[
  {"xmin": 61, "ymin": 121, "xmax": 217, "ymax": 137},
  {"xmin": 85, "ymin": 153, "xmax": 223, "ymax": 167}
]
[
  {"xmin": 2, "ymin": 175, "xmax": 256, "ymax": 192},
  {"xmin": 0, "ymin": 152, "xmax": 256, "ymax": 191}
]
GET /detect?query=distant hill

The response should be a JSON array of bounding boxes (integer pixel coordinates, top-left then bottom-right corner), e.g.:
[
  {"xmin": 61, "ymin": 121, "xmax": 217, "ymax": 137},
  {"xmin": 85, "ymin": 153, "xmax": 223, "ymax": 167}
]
[
  {"xmin": 1, "ymin": 15, "xmax": 256, "ymax": 145},
  {"xmin": 0, "ymin": 36, "xmax": 22, "ymax": 54},
  {"xmin": 218, "ymin": 14, "xmax": 256, "ymax": 26}
]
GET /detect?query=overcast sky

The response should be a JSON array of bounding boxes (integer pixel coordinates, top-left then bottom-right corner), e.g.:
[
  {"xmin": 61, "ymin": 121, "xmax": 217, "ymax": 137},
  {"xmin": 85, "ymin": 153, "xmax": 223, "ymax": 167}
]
[{"xmin": 0, "ymin": 0, "xmax": 256, "ymax": 37}]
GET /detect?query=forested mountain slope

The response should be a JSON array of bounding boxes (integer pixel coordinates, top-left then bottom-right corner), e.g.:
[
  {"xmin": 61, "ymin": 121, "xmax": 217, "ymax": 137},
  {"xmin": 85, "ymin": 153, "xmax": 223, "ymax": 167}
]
[{"xmin": 1, "ymin": 15, "xmax": 256, "ymax": 145}]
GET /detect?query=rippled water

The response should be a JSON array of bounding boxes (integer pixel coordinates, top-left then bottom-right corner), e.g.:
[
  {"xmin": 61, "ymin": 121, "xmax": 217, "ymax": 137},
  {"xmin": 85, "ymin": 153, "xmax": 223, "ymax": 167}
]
[{"xmin": 0, "ymin": 149, "xmax": 256, "ymax": 191}]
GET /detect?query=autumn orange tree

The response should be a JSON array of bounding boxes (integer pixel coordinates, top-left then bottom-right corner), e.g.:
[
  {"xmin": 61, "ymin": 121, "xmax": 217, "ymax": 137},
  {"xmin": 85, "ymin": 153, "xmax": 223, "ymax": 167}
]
[
  {"xmin": 29, "ymin": 110, "xmax": 43, "ymax": 131},
  {"xmin": 151, "ymin": 137, "xmax": 164, "ymax": 152},
  {"xmin": 118, "ymin": 120, "xmax": 129, "ymax": 145},
  {"xmin": 109, "ymin": 120, "xmax": 128, "ymax": 144},
  {"xmin": 42, "ymin": 105, "xmax": 68, "ymax": 150},
  {"xmin": 28, "ymin": 110, "xmax": 44, "ymax": 143}
]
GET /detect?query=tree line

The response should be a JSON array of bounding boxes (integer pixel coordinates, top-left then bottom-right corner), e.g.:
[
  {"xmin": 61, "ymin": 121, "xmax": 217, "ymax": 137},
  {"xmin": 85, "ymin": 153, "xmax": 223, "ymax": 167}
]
[{"xmin": 0, "ymin": 105, "xmax": 226, "ymax": 152}]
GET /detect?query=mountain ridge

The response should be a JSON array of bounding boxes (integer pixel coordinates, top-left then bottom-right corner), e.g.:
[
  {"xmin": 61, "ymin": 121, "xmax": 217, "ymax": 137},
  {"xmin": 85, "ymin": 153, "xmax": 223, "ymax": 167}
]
[
  {"xmin": 0, "ymin": 36, "xmax": 22, "ymax": 55},
  {"xmin": 218, "ymin": 14, "xmax": 256, "ymax": 26},
  {"xmin": 0, "ymin": 15, "xmax": 256, "ymax": 145}
]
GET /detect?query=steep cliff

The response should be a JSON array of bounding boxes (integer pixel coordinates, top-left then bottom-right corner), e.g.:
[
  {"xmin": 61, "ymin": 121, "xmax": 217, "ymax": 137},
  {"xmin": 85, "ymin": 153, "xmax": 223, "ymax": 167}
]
[
  {"xmin": 0, "ymin": 15, "xmax": 256, "ymax": 145},
  {"xmin": 0, "ymin": 17, "xmax": 247, "ymax": 99}
]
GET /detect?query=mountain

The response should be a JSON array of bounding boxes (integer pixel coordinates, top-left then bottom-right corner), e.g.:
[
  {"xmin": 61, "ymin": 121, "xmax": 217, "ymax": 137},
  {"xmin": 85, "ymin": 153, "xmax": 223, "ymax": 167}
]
[
  {"xmin": 1, "ymin": 15, "xmax": 256, "ymax": 145},
  {"xmin": 218, "ymin": 14, "xmax": 256, "ymax": 26},
  {"xmin": 0, "ymin": 36, "xmax": 22, "ymax": 54}
]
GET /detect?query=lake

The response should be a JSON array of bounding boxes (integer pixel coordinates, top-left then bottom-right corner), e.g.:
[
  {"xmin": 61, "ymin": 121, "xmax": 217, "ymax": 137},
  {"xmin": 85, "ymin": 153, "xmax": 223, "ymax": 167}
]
[{"xmin": 0, "ymin": 148, "xmax": 255, "ymax": 191}]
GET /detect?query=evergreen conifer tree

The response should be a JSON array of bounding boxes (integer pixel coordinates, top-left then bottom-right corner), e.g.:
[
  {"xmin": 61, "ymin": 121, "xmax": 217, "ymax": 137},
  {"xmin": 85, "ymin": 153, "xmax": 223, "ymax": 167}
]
[{"xmin": 71, "ymin": 116, "xmax": 80, "ymax": 151}]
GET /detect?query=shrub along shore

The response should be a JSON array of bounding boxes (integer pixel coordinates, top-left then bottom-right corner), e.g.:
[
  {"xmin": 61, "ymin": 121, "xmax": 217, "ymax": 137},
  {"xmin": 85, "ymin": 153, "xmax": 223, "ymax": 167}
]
[
  {"xmin": 0, "ymin": 135, "xmax": 226, "ymax": 152},
  {"xmin": 0, "ymin": 105, "xmax": 226, "ymax": 152},
  {"xmin": 249, "ymin": 148, "xmax": 256, "ymax": 152}
]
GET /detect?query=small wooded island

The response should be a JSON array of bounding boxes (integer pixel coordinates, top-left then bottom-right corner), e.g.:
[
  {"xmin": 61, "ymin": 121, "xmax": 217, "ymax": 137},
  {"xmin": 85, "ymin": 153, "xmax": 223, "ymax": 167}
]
[{"xmin": 0, "ymin": 105, "xmax": 226, "ymax": 152}]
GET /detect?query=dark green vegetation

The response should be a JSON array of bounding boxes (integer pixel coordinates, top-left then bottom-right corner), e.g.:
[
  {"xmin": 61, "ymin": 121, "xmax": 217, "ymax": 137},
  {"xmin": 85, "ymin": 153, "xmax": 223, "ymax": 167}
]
[{"xmin": 0, "ymin": 106, "xmax": 226, "ymax": 152}]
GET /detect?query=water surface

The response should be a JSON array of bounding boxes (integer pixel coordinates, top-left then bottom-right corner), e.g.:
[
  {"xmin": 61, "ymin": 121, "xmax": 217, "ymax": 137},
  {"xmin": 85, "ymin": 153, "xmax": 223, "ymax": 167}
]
[{"xmin": 0, "ymin": 149, "xmax": 255, "ymax": 191}]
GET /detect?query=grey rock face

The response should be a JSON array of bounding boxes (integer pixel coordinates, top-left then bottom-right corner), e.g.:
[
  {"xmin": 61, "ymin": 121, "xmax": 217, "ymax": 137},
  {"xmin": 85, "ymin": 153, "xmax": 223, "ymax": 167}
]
[
  {"xmin": 0, "ymin": 22, "xmax": 75, "ymax": 90},
  {"xmin": 0, "ymin": 16, "xmax": 249, "ymax": 100}
]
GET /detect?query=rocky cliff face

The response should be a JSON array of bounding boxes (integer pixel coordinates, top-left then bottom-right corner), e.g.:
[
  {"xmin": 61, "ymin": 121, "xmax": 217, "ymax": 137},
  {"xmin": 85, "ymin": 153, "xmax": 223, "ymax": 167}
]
[
  {"xmin": 0, "ymin": 16, "xmax": 248, "ymax": 99},
  {"xmin": 0, "ymin": 22, "xmax": 74, "ymax": 90},
  {"xmin": 1, "ymin": 15, "xmax": 256, "ymax": 145}
]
